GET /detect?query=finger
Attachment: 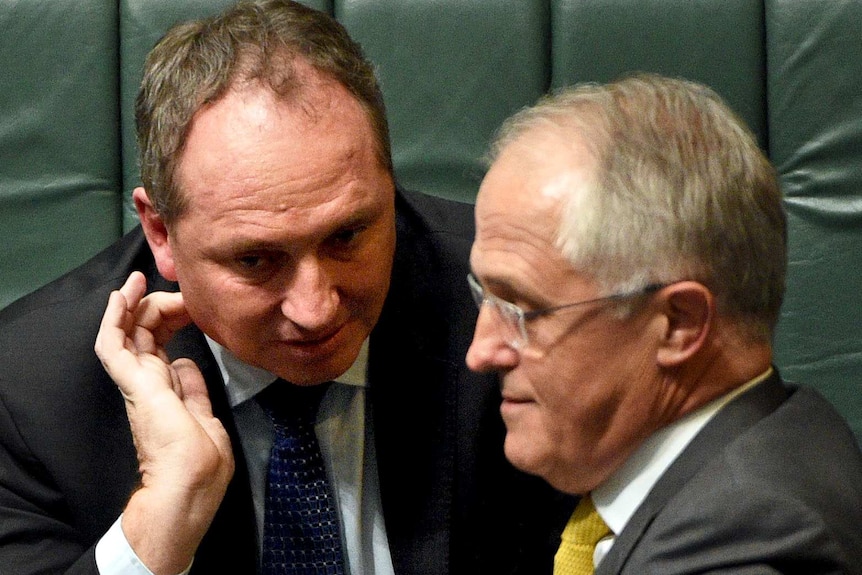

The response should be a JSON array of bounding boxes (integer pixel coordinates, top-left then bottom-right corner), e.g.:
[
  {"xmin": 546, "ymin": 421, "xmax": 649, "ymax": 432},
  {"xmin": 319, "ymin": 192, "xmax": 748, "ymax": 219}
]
[
  {"xmin": 135, "ymin": 292, "xmax": 193, "ymax": 346},
  {"xmin": 174, "ymin": 358, "xmax": 235, "ymax": 466},
  {"xmin": 114, "ymin": 271, "xmax": 183, "ymax": 351},
  {"xmin": 118, "ymin": 271, "xmax": 148, "ymax": 312},
  {"xmin": 168, "ymin": 360, "xmax": 185, "ymax": 397},
  {"xmin": 95, "ymin": 280, "xmax": 175, "ymax": 401},
  {"xmin": 95, "ymin": 290, "xmax": 143, "ymax": 384},
  {"xmin": 173, "ymin": 359, "xmax": 212, "ymax": 418},
  {"xmin": 128, "ymin": 323, "xmax": 159, "ymax": 356},
  {"xmin": 96, "ymin": 289, "xmax": 134, "ymax": 361}
]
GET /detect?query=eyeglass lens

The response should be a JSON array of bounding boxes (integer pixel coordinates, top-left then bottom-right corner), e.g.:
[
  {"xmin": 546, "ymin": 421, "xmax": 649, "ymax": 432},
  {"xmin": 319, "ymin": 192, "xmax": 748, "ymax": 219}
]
[{"xmin": 468, "ymin": 274, "xmax": 528, "ymax": 349}]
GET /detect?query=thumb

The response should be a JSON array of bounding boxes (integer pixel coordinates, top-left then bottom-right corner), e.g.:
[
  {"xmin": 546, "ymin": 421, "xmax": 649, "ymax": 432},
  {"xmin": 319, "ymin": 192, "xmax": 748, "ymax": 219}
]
[
  {"xmin": 173, "ymin": 358, "xmax": 235, "ymax": 474},
  {"xmin": 172, "ymin": 358, "xmax": 211, "ymax": 417}
]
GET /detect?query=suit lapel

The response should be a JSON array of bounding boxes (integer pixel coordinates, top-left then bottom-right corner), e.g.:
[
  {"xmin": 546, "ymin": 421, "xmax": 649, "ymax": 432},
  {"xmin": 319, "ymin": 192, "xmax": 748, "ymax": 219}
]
[
  {"xmin": 597, "ymin": 372, "xmax": 788, "ymax": 574},
  {"xmin": 165, "ymin": 323, "xmax": 261, "ymax": 573},
  {"xmin": 369, "ymin": 317, "xmax": 458, "ymax": 575},
  {"xmin": 366, "ymin": 194, "xmax": 464, "ymax": 575}
]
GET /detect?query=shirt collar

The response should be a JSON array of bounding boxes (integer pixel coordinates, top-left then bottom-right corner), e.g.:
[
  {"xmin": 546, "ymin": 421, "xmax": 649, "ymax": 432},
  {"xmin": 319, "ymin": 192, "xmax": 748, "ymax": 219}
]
[
  {"xmin": 205, "ymin": 335, "xmax": 370, "ymax": 409},
  {"xmin": 592, "ymin": 367, "xmax": 773, "ymax": 535}
]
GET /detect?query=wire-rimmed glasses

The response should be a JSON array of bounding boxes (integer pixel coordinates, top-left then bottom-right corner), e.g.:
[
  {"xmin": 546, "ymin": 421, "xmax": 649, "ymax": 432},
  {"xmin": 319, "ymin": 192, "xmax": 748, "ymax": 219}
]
[{"xmin": 467, "ymin": 273, "xmax": 665, "ymax": 350}]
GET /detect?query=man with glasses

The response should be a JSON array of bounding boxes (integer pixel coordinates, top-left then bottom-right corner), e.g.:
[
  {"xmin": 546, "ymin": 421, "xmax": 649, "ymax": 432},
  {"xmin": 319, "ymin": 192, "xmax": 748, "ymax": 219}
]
[{"xmin": 466, "ymin": 74, "xmax": 862, "ymax": 574}]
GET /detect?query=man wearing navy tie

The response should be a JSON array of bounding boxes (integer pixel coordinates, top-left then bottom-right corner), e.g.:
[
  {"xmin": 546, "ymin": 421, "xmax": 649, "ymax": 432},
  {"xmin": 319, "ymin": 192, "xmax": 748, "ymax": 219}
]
[{"xmin": 0, "ymin": 2, "xmax": 568, "ymax": 574}]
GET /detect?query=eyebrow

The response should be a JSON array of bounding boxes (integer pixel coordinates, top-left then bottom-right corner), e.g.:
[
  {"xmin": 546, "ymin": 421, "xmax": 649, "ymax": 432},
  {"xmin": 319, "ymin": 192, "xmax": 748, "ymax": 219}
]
[{"xmin": 468, "ymin": 269, "xmax": 524, "ymax": 301}]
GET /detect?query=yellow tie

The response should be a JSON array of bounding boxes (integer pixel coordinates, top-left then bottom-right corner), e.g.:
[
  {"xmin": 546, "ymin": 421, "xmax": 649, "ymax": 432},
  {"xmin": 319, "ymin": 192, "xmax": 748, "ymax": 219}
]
[{"xmin": 554, "ymin": 496, "xmax": 612, "ymax": 575}]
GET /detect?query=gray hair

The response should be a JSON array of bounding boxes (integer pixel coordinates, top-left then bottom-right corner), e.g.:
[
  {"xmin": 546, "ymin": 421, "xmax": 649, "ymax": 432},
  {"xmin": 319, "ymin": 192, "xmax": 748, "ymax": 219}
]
[{"xmin": 490, "ymin": 74, "xmax": 786, "ymax": 341}]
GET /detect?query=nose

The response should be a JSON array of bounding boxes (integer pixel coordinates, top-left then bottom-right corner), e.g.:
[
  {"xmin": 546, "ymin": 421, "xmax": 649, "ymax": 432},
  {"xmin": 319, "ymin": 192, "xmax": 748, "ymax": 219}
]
[
  {"xmin": 466, "ymin": 306, "xmax": 520, "ymax": 372},
  {"xmin": 280, "ymin": 256, "xmax": 339, "ymax": 333}
]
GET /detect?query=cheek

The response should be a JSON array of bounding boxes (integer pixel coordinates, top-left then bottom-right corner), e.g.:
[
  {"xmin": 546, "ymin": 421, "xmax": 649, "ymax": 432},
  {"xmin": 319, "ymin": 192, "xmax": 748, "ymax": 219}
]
[
  {"xmin": 521, "ymin": 351, "xmax": 609, "ymax": 447},
  {"xmin": 342, "ymin": 259, "xmax": 389, "ymax": 296},
  {"xmin": 339, "ymin": 239, "xmax": 394, "ymax": 317},
  {"xmin": 180, "ymin": 271, "xmax": 279, "ymax": 340},
  {"xmin": 503, "ymin": 400, "xmax": 580, "ymax": 489},
  {"xmin": 502, "ymin": 366, "xmax": 577, "ymax": 472}
]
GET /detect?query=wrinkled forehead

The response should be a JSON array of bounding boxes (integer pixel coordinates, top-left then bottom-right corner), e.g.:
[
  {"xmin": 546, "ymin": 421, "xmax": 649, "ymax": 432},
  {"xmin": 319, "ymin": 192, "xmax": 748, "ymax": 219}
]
[
  {"xmin": 170, "ymin": 78, "xmax": 392, "ymax": 229},
  {"xmin": 474, "ymin": 152, "xmax": 563, "ymax": 265},
  {"xmin": 478, "ymin": 131, "xmax": 595, "ymax": 224}
]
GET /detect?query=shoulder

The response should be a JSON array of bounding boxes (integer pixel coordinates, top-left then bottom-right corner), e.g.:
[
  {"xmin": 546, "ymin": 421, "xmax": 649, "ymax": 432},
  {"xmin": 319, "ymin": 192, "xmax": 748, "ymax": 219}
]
[
  {"xmin": 627, "ymin": 382, "xmax": 862, "ymax": 572},
  {"xmin": 389, "ymin": 187, "xmax": 476, "ymax": 298},
  {"xmin": 0, "ymin": 228, "xmax": 156, "ymax": 326},
  {"xmin": 379, "ymin": 188, "xmax": 478, "ymax": 353},
  {"xmin": 632, "ymin": 464, "xmax": 862, "ymax": 573},
  {"xmin": 394, "ymin": 186, "xmax": 475, "ymax": 249},
  {"xmin": 736, "ymin": 383, "xmax": 862, "ymax": 481},
  {"xmin": 391, "ymin": 187, "xmax": 476, "ymax": 286},
  {"xmin": 0, "ymin": 228, "xmax": 162, "ymax": 395}
]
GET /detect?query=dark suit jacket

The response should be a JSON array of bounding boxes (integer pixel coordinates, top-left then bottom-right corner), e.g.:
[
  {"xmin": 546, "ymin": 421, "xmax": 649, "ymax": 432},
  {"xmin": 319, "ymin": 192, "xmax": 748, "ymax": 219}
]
[
  {"xmin": 598, "ymin": 371, "xmax": 862, "ymax": 575},
  {"xmin": 0, "ymin": 189, "xmax": 572, "ymax": 575}
]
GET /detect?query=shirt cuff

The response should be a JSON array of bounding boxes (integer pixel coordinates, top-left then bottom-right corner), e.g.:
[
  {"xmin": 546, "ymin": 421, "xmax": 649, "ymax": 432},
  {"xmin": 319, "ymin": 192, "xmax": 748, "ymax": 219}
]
[{"xmin": 94, "ymin": 515, "xmax": 193, "ymax": 575}]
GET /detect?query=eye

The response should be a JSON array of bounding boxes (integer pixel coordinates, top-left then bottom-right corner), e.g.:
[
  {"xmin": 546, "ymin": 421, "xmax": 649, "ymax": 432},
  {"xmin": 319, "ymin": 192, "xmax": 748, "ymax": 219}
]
[
  {"xmin": 330, "ymin": 226, "xmax": 366, "ymax": 247},
  {"xmin": 233, "ymin": 252, "xmax": 281, "ymax": 278},
  {"xmin": 493, "ymin": 287, "xmax": 544, "ymax": 316},
  {"xmin": 238, "ymin": 255, "xmax": 265, "ymax": 269}
]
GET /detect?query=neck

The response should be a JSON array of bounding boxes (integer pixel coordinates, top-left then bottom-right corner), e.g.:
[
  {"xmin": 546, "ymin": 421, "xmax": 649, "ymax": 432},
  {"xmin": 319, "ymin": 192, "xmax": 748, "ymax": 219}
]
[{"xmin": 670, "ymin": 324, "xmax": 772, "ymax": 421}]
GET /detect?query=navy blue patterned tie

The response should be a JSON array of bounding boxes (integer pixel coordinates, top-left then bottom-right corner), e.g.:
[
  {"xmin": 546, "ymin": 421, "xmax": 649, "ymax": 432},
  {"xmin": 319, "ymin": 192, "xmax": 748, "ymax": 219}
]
[{"xmin": 258, "ymin": 380, "xmax": 346, "ymax": 575}]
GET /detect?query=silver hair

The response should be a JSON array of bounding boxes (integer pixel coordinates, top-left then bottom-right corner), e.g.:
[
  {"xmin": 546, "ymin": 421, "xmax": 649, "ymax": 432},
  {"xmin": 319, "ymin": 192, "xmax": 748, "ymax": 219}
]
[{"xmin": 489, "ymin": 74, "xmax": 786, "ymax": 341}]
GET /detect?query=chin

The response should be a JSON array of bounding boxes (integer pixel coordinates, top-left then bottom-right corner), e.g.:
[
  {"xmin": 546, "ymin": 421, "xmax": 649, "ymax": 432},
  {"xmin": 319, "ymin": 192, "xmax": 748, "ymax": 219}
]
[
  {"xmin": 274, "ymin": 349, "xmax": 360, "ymax": 386},
  {"xmin": 503, "ymin": 435, "xmax": 544, "ymax": 478},
  {"xmin": 272, "ymin": 361, "xmax": 349, "ymax": 386}
]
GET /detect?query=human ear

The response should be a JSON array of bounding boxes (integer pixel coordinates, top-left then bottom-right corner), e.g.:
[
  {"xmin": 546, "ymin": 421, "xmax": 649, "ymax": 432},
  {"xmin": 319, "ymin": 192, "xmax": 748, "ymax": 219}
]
[
  {"xmin": 133, "ymin": 187, "xmax": 178, "ymax": 281},
  {"xmin": 655, "ymin": 281, "xmax": 713, "ymax": 367}
]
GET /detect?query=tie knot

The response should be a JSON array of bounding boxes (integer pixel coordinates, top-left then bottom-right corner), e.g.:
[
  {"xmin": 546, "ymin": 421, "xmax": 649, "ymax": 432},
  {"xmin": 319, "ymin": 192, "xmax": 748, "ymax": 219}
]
[
  {"xmin": 554, "ymin": 496, "xmax": 612, "ymax": 575},
  {"xmin": 562, "ymin": 496, "xmax": 611, "ymax": 547},
  {"xmin": 257, "ymin": 379, "xmax": 330, "ymax": 425}
]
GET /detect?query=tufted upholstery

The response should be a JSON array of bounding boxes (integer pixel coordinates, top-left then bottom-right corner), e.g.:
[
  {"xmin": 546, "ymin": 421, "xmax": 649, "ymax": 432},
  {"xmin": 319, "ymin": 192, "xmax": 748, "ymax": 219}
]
[{"xmin": 1, "ymin": 0, "xmax": 861, "ymax": 439}]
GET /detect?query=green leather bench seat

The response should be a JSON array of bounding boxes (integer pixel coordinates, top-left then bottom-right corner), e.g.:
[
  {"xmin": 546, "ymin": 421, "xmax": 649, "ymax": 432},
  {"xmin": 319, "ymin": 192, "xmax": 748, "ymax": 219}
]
[
  {"xmin": 767, "ymin": 0, "xmax": 862, "ymax": 435},
  {"xmin": 0, "ymin": 0, "xmax": 122, "ymax": 308},
  {"xmin": 550, "ymin": 0, "xmax": 767, "ymax": 146},
  {"xmin": 341, "ymin": 0, "xmax": 550, "ymax": 202}
]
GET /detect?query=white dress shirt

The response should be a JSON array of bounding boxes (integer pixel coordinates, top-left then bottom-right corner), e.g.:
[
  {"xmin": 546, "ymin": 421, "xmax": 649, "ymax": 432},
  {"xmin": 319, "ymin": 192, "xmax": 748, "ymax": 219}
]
[
  {"xmin": 96, "ymin": 337, "xmax": 395, "ymax": 575},
  {"xmin": 589, "ymin": 368, "xmax": 773, "ymax": 569}
]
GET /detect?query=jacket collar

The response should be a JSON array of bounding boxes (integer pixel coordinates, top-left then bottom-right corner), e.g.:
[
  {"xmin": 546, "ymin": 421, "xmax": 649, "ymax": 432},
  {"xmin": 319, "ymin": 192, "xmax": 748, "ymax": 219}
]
[{"xmin": 597, "ymin": 370, "xmax": 788, "ymax": 574}]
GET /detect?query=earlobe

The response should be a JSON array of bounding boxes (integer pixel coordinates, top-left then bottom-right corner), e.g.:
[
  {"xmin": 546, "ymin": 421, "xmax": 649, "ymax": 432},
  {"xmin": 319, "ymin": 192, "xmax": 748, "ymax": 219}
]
[
  {"xmin": 133, "ymin": 187, "xmax": 178, "ymax": 281},
  {"xmin": 655, "ymin": 282, "xmax": 713, "ymax": 367}
]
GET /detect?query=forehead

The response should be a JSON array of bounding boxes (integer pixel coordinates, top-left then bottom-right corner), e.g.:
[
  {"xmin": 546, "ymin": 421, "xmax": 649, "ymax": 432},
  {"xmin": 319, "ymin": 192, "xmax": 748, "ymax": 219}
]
[
  {"xmin": 167, "ymin": 70, "xmax": 394, "ymax": 247},
  {"xmin": 174, "ymin": 70, "xmax": 387, "ymax": 209},
  {"xmin": 476, "ymin": 134, "xmax": 594, "ymax": 246},
  {"xmin": 471, "ymin": 133, "xmax": 597, "ymax": 294}
]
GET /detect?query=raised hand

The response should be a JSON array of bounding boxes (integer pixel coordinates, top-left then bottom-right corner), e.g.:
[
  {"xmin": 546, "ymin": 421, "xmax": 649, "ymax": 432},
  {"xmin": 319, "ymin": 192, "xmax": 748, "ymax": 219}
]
[{"xmin": 95, "ymin": 271, "xmax": 235, "ymax": 575}]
